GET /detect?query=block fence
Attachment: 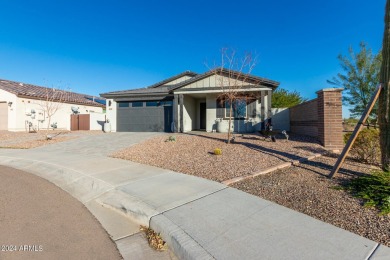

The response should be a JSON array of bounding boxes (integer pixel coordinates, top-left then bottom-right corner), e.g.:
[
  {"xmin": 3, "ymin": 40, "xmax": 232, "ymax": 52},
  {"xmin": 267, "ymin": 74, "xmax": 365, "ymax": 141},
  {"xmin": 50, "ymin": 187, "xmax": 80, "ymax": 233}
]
[{"xmin": 289, "ymin": 88, "xmax": 344, "ymax": 151}]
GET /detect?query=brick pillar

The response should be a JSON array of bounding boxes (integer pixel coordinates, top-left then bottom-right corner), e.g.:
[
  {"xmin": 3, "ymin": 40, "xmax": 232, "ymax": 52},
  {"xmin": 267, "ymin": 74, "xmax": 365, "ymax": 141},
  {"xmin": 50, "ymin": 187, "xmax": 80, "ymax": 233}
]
[{"xmin": 316, "ymin": 88, "xmax": 344, "ymax": 151}]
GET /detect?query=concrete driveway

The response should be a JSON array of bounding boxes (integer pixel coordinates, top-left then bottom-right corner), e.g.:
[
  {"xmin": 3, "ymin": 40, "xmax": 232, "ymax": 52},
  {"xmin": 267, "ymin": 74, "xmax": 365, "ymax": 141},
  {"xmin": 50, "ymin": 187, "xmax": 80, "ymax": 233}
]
[
  {"xmin": 0, "ymin": 132, "xmax": 176, "ymax": 260},
  {"xmin": 31, "ymin": 132, "xmax": 163, "ymax": 156}
]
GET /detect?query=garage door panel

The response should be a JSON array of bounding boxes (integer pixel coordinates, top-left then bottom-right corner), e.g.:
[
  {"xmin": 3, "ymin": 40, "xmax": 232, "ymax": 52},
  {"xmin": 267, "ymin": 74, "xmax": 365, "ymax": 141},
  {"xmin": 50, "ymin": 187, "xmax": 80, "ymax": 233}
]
[{"xmin": 117, "ymin": 106, "xmax": 172, "ymax": 132}]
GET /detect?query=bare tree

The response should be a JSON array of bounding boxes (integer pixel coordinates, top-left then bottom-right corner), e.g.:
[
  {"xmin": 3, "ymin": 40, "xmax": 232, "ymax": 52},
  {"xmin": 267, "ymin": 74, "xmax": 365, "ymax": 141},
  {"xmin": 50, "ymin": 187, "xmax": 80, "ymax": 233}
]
[
  {"xmin": 213, "ymin": 48, "xmax": 258, "ymax": 144},
  {"xmin": 37, "ymin": 87, "xmax": 67, "ymax": 139}
]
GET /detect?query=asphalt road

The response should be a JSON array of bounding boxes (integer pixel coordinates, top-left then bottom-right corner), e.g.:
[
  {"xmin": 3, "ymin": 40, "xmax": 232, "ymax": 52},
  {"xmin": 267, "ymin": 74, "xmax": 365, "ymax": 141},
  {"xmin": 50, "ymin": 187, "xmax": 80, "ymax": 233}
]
[{"xmin": 0, "ymin": 165, "xmax": 122, "ymax": 260}]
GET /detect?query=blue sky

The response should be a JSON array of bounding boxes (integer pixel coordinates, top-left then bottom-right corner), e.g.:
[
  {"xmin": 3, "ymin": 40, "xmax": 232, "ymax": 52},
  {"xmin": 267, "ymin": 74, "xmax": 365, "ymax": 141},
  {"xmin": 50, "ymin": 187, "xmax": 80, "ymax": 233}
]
[{"xmin": 0, "ymin": 1, "xmax": 386, "ymax": 117}]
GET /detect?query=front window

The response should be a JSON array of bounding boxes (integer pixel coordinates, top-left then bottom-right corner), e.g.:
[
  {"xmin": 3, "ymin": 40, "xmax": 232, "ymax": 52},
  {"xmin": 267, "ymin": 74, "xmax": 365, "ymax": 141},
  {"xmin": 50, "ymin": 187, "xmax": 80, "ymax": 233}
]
[{"xmin": 225, "ymin": 99, "xmax": 247, "ymax": 118}]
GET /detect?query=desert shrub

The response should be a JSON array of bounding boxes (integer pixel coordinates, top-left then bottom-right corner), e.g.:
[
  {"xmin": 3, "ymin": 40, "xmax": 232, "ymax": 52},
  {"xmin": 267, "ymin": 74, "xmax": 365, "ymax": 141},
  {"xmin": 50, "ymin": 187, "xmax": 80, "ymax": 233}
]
[
  {"xmin": 345, "ymin": 171, "xmax": 390, "ymax": 215},
  {"xmin": 214, "ymin": 148, "xmax": 222, "ymax": 155},
  {"xmin": 344, "ymin": 128, "xmax": 380, "ymax": 164},
  {"xmin": 165, "ymin": 135, "xmax": 176, "ymax": 142}
]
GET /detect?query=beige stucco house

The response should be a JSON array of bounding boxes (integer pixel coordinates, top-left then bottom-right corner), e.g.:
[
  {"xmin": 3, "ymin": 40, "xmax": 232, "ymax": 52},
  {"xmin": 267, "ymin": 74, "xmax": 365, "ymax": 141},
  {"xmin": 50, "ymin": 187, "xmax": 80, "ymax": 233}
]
[
  {"xmin": 101, "ymin": 69, "xmax": 279, "ymax": 133},
  {"xmin": 0, "ymin": 79, "xmax": 105, "ymax": 131}
]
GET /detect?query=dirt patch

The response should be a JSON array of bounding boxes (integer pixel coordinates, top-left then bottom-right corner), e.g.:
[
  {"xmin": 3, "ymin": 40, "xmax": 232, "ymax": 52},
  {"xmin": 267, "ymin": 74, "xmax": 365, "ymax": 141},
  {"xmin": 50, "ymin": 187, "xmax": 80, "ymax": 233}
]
[
  {"xmin": 112, "ymin": 132, "xmax": 326, "ymax": 182},
  {"xmin": 232, "ymin": 155, "xmax": 390, "ymax": 246},
  {"xmin": 0, "ymin": 130, "xmax": 103, "ymax": 149}
]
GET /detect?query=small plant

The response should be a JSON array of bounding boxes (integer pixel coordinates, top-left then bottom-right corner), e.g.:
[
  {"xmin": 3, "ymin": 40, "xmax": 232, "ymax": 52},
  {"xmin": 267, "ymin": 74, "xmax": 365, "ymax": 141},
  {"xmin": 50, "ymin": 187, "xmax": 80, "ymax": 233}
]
[
  {"xmin": 343, "ymin": 171, "xmax": 390, "ymax": 215},
  {"xmin": 344, "ymin": 128, "xmax": 380, "ymax": 164},
  {"xmin": 214, "ymin": 148, "xmax": 222, "ymax": 155},
  {"xmin": 165, "ymin": 135, "xmax": 176, "ymax": 142},
  {"xmin": 140, "ymin": 226, "xmax": 168, "ymax": 251}
]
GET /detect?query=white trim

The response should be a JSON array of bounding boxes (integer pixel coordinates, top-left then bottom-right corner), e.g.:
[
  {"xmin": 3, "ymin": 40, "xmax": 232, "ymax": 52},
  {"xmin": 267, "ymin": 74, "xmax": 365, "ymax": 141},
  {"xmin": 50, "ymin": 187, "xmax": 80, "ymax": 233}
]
[{"xmin": 174, "ymin": 88, "xmax": 272, "ymax": 95}]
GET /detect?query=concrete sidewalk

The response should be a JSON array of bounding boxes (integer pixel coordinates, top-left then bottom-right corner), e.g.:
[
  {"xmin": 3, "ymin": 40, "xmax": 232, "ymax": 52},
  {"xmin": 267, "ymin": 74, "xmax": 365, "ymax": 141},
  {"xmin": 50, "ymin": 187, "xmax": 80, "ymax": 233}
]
[{"xmin": 0, "ymin": 132, "xmax": 389, "ymax": 259}]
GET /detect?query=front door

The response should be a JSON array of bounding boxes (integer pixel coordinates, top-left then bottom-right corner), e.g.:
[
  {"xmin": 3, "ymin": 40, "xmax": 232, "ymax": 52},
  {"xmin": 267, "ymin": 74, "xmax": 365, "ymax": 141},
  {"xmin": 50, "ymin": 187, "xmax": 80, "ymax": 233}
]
[{"xmin": 200, "ymin": 102, "xmax": 206, "ymax": 130}]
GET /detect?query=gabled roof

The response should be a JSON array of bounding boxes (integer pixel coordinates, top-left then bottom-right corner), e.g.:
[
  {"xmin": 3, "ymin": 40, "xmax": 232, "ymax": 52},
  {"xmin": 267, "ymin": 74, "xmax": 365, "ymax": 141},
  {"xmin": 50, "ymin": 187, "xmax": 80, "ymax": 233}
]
[
  {"xmin": 146, "ymin": 71, "xmax": 198, "ymax": 88},
  {"xmin": 100, "ymin": 71, "xmax": 198, "ymax": 98},
  {"xmin": 168, "ymin": 68, "xmax": 280, "ymax": 91},
  {"xmin": 100, "ymin": 69, "xmax": 279, "ymax": 100},
  {"xmin": 0, "ymin": 79, "xmax": 105, "ymax": 107}
]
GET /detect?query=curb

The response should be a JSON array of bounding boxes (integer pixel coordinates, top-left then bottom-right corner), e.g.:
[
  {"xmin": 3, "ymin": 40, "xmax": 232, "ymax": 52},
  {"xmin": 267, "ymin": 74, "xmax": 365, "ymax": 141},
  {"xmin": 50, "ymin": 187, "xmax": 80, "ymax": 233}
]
[
  {"xmin": 222, "ymin": 153, "xmax": 324, "ymax": 186},
  {"xmin": 150, "ymin": 214, "xmax": 214, "ymax": 260},
  {"xmin": 0, "ymin": 155, "xmax": 219, "ymax": 260},
  {"xmin": 1, "ymin": 153, "xmax": 389, "ymax": 260}
]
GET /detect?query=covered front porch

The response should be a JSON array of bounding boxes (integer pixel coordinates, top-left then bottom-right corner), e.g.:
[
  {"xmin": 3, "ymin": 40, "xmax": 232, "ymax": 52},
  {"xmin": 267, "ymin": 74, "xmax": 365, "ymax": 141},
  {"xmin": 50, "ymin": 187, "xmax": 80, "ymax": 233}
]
[{"xmin": 174, "ymin": 89, "xmax": 273, "ymax": 133}]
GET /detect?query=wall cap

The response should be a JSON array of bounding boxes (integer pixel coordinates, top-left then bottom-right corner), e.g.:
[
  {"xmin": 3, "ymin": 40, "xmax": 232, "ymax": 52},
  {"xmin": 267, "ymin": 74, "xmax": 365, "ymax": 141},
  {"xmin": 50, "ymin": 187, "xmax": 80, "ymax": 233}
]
[{"xmin": 316, "ymin": 88, "xmax": 344, "ymax": 94}]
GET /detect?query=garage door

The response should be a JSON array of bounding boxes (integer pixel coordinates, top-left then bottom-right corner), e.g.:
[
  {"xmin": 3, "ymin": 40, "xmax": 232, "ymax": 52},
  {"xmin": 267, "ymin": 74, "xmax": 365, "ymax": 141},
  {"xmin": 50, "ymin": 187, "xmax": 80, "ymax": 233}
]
[
  {"xmin": 116, "ymin": 101, "xmax": 173, "ymax": 132},
  {"xmin": 0, "ymin": 102, "xmax": 8, "ymax": 130}
]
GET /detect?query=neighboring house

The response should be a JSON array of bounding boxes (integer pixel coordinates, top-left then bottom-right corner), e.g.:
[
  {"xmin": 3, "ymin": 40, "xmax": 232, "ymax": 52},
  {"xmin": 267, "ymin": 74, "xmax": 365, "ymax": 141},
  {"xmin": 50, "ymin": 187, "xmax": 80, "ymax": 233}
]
[
  {"xmin": 100, "ymin": 69, "xmax": 279, "ymax": 133},
  {"xmin": 0, "ymin": 79, "xmax": 106, "ymax": 131}
]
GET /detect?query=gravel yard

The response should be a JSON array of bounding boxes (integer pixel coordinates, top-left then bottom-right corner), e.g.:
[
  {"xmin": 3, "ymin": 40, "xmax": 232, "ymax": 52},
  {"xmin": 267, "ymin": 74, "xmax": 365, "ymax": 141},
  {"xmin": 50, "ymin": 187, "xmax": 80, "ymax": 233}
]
[
  {"xmin": 0, "ymin": 130, "xmax": 103, "ymax": 149},
  {"xmin": 232, "ymin": 155, "xmax": 390, "ymax": 246},
  {"xmin": 112, "ymin": 132, "xmax": 326, "ymax": 182},
  {"xmin": 113, "ymin": 132, "xmax": 390, "ymax": 246}
]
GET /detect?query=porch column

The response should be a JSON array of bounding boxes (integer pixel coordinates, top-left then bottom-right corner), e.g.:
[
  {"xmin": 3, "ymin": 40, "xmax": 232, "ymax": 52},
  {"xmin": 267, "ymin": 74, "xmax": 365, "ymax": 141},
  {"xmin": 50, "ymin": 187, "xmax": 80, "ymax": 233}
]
[
  {"xmin": 179, "ymin": 94, "xmax": 184, "ymax": 133},
  {"xmin": 266, "ymin": 90, "xmax": 272, "ymax": 120},
  {"xmin": 260, "ymin": 91, "xmax": 266, "ymax": 129},
  {"xmin": 173, "ymin": 94, "xmax": 179, "ymax": 132}
]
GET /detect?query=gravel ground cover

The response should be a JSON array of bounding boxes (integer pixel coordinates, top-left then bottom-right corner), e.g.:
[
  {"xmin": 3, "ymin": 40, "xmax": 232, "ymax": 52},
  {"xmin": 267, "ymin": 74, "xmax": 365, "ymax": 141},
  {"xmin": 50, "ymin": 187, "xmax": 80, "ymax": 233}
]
[
  {"xmin": 0, "ymin": 130, "xmax": 103, "ymax": 149},
  {"xmin": 232, "ymin": 155, "xmax": 390, "ymax": 246},
  {"xmin": 113, "ymin": 132, "xmax": 389, "ymax": 245},
  {"xmin": 112, "ymin": 132, "xmax": 326, "ymax": 182}
]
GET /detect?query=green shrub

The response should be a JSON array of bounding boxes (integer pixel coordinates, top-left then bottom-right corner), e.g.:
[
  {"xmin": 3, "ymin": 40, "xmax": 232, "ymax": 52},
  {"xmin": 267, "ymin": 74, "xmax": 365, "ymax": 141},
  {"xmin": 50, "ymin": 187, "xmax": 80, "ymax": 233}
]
[
  {"xmin": 214, "ymin": 148, "xmax": 222, "ymax": 155},
  {"xmin": 344, "ymin": 128, "xmax": 380, "ymax": 164},
  {"xmin": 165, "ymin": 135, "xmax": 176, "ymax": 142},
  {"xmin": 346, "ymin": 171, "xmax": 390, "ymax": 215}
]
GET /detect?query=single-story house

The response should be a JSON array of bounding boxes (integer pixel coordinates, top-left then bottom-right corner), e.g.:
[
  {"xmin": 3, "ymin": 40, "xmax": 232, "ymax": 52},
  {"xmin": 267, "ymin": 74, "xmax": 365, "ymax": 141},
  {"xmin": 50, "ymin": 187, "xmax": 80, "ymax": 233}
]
[
  {"xmin": 0, "ymin": 79, "xmax": 106, "ymax": 131},
  {"xmin": 100, "ymin": 69, "xmax": 279, "ymax": 133}
]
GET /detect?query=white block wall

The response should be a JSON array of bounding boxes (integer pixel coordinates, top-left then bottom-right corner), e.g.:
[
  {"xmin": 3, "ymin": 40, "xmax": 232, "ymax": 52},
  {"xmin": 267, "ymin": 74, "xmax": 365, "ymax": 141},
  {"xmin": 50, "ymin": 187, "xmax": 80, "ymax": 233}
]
[{"xmin": 0, "ymin": 89, "xmax": 104, "ymax": 131}]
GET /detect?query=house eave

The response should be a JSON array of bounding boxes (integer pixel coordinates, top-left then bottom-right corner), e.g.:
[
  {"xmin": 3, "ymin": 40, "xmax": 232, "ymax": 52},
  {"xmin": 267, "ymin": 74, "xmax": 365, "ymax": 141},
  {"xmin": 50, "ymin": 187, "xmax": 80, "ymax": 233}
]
[
  {"xmin": 173, "ymin": 87, "xmax": 273, "ymax": 95},
  {"xmin": 168, "ymin": 69, "xmax": 280, "ymax": 91},
  {"xmin": 16, "ymin": 94, "xmax": 105, "ymax": 108},
  {"xmin": 111, "ymin": 94, "xmax": 174, "ymax": 102}
]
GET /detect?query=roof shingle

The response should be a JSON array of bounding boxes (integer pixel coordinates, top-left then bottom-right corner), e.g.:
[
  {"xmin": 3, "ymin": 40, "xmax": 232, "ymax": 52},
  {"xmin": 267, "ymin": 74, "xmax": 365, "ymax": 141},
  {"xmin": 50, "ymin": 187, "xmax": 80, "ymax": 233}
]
[{"xmin": 0, "ymin": 79, "xmax": 105, "ymax": 107}]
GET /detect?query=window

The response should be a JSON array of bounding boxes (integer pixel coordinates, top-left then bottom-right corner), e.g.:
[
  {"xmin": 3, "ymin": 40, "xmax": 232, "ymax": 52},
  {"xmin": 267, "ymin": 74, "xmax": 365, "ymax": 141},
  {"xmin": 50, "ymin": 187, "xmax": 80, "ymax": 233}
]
[
  {"xmin": 118, "ymin": 102, "xmax": 129, "ymax": 108},
  {"xmin": 131, "ymin": 101, "xmax": 143, "ymax": 107},
  {"xmin": 159, "ymin": 100, "xmax": 173, "ymax": 106},
  {"xmin": 146, "ymin": 101, "xmax": 159, "ymax": 107},
  {"xmin": 225, "ymin": 99, "xmax": 247, "ymax": 118}
]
